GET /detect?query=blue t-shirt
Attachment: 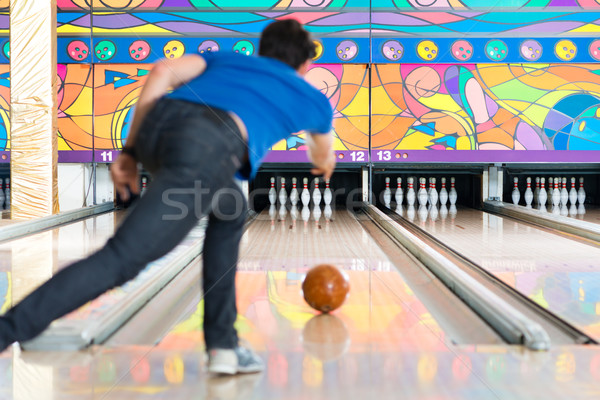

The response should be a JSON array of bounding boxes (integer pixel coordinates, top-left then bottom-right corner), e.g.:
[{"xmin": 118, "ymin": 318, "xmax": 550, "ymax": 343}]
[{"xmin": 166, "ymin": 51, "xmax": 333, "ymax": 180}]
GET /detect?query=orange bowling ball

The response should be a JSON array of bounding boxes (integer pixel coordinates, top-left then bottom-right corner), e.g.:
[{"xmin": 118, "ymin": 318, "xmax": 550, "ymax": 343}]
[{"xmin": 302, "ymin": 264, "xmax": 350, "ymax": 313}]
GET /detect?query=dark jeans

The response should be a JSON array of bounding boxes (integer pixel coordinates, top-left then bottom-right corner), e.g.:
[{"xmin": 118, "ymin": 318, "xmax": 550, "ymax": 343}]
[{"xmin": 0, "ymin": 98, "xmax": 248, "ymax": 350}]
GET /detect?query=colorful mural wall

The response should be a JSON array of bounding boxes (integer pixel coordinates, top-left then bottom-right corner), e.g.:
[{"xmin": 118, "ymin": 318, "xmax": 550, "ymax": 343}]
[{"xmin": 0, "ymin": 1, "xmax": 599, "ymax": 164}]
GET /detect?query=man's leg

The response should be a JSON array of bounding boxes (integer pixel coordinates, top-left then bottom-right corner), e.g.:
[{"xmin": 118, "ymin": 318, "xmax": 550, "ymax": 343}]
[
  {"xmin": 202, "ymin": 179, "xmax": 246, "ymax": 350},
  {"xmin": 0, "ymin": 168, "xmax": 214, "ymax": 349},
  {"xmin": 202, "ymin": 180, "xmax": 264, "ymax": 374}
]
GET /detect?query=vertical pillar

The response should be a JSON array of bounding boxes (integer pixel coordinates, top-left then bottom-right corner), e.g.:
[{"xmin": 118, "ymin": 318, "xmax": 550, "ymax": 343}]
[{"xmin": 10, "ymin": 0, "xmax": 58, "ymax": 219}]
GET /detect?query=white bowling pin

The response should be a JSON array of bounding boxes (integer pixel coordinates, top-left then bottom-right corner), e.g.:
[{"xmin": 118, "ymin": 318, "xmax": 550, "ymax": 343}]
[
  {"xmin": 560, "ymin": 177, "xmax": 568, "ymax": 207},
  {"xmin": 417, "ymin": 178, "xmax": 428, "ymax": 207},
  {"xmin": 524, "ymin": 177, "xmax": 533, "ymax": 206},
  {"xmin": 290, "ymin": 177, "xmax": 299, "ymax": 206},
  {"xmin": 547, "ymin": 177, "xmax": 554, "ymax": 205},
  {"xmin": 301, "ymin": 177, "xmax": 310, "ymax": 206},
  {"xmin": 552, "ymin": 178, "xmax": 560, "ymax": 207},
  {"xmin": 279, "ymin": 177, "xmax": 287, "ymax": 205},
  {"xmin": 429, "ymin": 177, "xmax": 438, "ymax": 207},
  {"xmin": 4, "ymin": 178, "xmax": 9, "ymax": 210},
  {"xmin": 533, "ymin": 177, "xmax": 540, "ymax": 206},
  {"xmin": 383, "ymin": 177, "xmax": 392, "ymax": 207},
  {"xmin": 439, "ymin": 177, "xmax": 448, "ymax": 206},
  {"xmin": 313, "ymin": 178, "xmax": 322, "ymax": 206},
  {"xmin": 323, "ymin": 178, "xmax": 332, "ymax": 205},
  {"xmin": 427, "ymin": 177, "xmax": 433, "ymax": 202},
  {"xmin": 395, "ymin": 177, "xmax": 403, "ymax": 206},
  {"xmin": 511, "ymin": 177, "xmax": 520, "ymax": 205},
  {"xmin": 538, "ymin": 177, "xmax": 547, "ymax": 207},
  {"xmin": 406, "ymin": 177, "xmax": 416, "ymax": 206},
  {"xmin": 268, "ymin": 177, "xmax": 277, "ymax": 205},
  {"xmin": 0, "ymin": 179, "xmax": 4, "ymax": 210},
  {"xmin": 141, "ymin": 176, "xmax": 148, "ymax": 196},
  {"xmin": 578, "ymin": 177, "xmax": 586, "ymax": 205},
  {"xmin": 449, "ymin": 177, "xmax": 457, "ymax": 206},
  {"xmin": 569, "ymin": 177, "xmax": 577, "ymax": 206}
]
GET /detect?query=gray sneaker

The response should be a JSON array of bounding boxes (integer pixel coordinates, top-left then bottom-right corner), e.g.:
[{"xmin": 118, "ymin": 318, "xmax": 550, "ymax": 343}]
[{"xmin": 207, "ymin": 346, "xmax": 264, "ymax": 375}]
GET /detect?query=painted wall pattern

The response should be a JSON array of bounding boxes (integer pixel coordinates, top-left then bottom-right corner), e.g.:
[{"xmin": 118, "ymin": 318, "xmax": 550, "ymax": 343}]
[{"xmin": 0, "ymin": 2, "xmax": 600, "ymax": 162}]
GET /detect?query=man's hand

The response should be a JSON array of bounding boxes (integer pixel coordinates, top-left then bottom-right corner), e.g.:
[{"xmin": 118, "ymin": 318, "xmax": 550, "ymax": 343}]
[
  {"xmin": 310, "ymin": 149, "xmax": 336, "ymax": 180},
  {"xmin": 111, "ymin": 153, "xmax": 140, "ymax": 202}
]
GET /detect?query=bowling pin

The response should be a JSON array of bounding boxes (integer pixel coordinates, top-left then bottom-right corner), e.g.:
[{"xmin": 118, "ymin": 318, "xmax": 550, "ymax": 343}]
[
  {"xmin": 4, "ymin": 178, "xmax": 9, "ymax": 210},
  {"xmin": 279, "ymin": 177, "xmax": 287, "ymax": 206},
  {"xmin": 512, "ymin": 177, "xmax": 520, "ymax": 205},
  {"xmin": 578, "ymin": 177, "xmax": 586, "ymax": 205},
  {"xmin": 268, "ymin": 177, "xmax": 277, "ymax": 205},
  {"xmin": 323, "ymin": 178, "xmax": 332, "ymax": 205},
  {"xmin": 552, "ymin": 178, "xmax": 560, "ymax": 207},
  {"xmin": 533, "ymin": 177, "xmax": 540, "ymax": 206},
  {"xmin": 429, "ymin": 177, "xmax": 438, "ymax": 207},
  {"xmin": 383, "ymin": 177, "xmax": 392, "ymax": 207},
  {"xmin": 524, "ymin": 177, "xmax": 533, "ymax": 206},
  {"xmin": 141, "ymin": 176, "xmax": 148, "ymax": 197},
  {"xmin": 538, "ymin": 177, "xmax": 547, "ymax": 207},
  {"xmin": 417, "ymin": 178, "xmax": 428, "ymax": 207},
  {"xmin": 569, "ymin": 177, "xmax": 577, "ymax": 206},
  {"xmin": 547, "ymin": 177, "xmax": 554, "ymax": 205},
  {"xmin": 449, "ymin": 177, "xmax": 457, "ymax": 206},
  {"xmin": 427, "ymin": 177, "xmax": 433, "ymax": 201},
  {"xmin": 313, "ymin": 177, "xmax": 322, "ymax": 207},
  {"xmin": 406, "ymin": 177, "xmax": 416, "ymax": 206},
  {"xmin": 301, "ymin": 177, "xmax": 310, "ymax": 206},
  {"xmin": 439, "ymin": 177, "xmax": 448, "ymax": 206},
  {"xmin": 290, "ymin": 177, "xmax": 299, "ymax": 206},
  {"xmin": 560, "ymin": 177, "xmax": 568, "ymax": 207},
  {"xmin": 395, "ymin": 177, "xmax": 403, "ymax": 206}
]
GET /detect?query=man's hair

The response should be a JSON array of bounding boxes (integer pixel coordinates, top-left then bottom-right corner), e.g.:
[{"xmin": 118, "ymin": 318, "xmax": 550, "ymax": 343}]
[{"xmin": 259, "ymin": 19, "xmax": 316, "ymax": 70}]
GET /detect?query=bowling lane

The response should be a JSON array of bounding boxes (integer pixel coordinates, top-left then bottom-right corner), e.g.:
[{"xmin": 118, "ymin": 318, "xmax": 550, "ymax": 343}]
[
  {"xmin": 0, "ymin": 211, "xmax": 126, "ymax": 313},
  {"xmin": 408, "ymin": 206, "xmax": 600, "ymax": 342},
  {"xmin": 140, "ymin": 207, "xmax": 501, "ymax": 352}
]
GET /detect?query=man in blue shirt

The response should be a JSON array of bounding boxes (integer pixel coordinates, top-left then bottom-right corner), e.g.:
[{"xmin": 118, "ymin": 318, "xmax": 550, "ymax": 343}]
[{"xmin": 0, "ymin": 20, "xmax": 335, "ymax": 375}]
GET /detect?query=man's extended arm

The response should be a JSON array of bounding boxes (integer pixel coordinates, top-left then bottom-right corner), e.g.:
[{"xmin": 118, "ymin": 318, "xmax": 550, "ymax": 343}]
[{"xmin": 306, "ymin": 132, "xmax": 336, "ymax": 180}]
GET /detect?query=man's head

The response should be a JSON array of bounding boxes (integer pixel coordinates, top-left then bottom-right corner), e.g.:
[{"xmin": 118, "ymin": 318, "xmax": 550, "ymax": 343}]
[{"xmin": 259, "ymin": 19, "xmax": 316, "ymax": 73}]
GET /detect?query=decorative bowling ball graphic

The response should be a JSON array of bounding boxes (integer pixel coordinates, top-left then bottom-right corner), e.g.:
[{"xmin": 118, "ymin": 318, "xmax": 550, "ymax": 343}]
[
  {"xmin": 129, "ymin": 40, "xmax": 150, "ymax": 61},
  {"xmin": 313, "ymin": 40, "xmax": 323, "ymax": 61},
  {"xmin": 233, "ymin": 40, "xmax": 254, "ymax": 56},
  {"xmin": 417, "ymin": 40, "xmax": 438, "ymax": 61},
  {"xmin": 555, "ymin": 39, "xmax": 577, "ymax": 61},
  {"xmin": 589, "ymin": 39, "xmax": 600, "ymax": 61},
  {"xmin": 164, "ymin": 40, "xmax": 185, "ymax": 59},
  {"xmin": 336, "ymin": 40, "xmax": 358, "ymax": 61},
  {"xmin": 2, "ymin": 41, "xmax": 9, "ymax": 59},
  {"xmin": 198, "ymin": 40, "xmax": 219, "ymax": 54},
  {"xmin": 67, "ymin": 40, "xmax": 89, "ymax": 61},
  {"xmin": 382, "ymin": 40, "xmax": 404, "ymax": 61},
  {"xmin": 520, "ymin": 39, "xmax": 542, "ymax": 61},
  {"xmin": 485, "ymin": 39, "xmax": 508, "ymax": 61},
  {"xmin": 95, "ymin": 40, "xmax": 116, "ymax": 61},
  {"xmin": 301, "ymin": 314, "xmax": 350, "ymax": 362},
  {"xmin": 302, "ymin": 264, "xmax": 350, "ymax": 313},
  {"xmin": 451, "ymin": 40, "xmax": 473, "ymax": 61}
]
